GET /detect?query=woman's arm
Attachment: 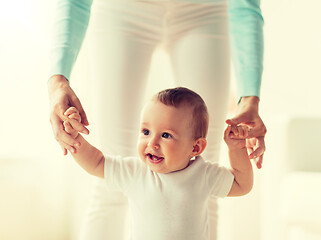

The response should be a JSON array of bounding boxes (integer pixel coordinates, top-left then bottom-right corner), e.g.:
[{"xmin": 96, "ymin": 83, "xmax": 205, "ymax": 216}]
[
  {"xmin": 48, "ymin": 75, "xmax": 90, "ymax": 155},
  {"xmin": 49, "ymin": 0, "xmax": 93, "ymax": 80},
  {"xmin": 229, "ymin": 0, "xmax": 264, "ymax": 101},
  {"xmin": 228, "ymin": 0, "xmax": 266, "ymax": 168},
  {"xmin": 48, "ymin": 0, "xmax": 93, "ymax": 154}
]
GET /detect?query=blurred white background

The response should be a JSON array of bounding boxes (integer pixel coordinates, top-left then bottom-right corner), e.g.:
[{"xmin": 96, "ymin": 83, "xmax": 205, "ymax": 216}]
[{"xmin": 1, "ymin": 0, "xmax": 321, "ymax": 239}]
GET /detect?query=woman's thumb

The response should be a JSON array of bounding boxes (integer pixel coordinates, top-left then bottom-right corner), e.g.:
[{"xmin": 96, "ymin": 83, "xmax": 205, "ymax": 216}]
[{"xmin": 226, "ymin": 115, "xmax": 244, "ymax": 125}]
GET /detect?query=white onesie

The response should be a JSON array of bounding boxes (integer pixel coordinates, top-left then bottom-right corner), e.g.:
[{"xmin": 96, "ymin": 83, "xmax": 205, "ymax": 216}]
[{"xmin": 104, "ymin": 155, "xmax": 234, "ymax": 240}]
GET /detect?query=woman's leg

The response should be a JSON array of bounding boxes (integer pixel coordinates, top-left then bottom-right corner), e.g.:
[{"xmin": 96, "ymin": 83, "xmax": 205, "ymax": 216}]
[
  {"xmin": 80, "ymin": 1, "xmax": 164, "ymax": 239},
  {"xmin": 167, "ymin": 1, "xmax": 230, "ymax": 239}
]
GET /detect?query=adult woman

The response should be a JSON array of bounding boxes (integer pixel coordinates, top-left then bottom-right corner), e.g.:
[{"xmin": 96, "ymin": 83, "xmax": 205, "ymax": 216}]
[{"xmin": 48, "ymin": 0, "xmax": 266, "ymax": 239}]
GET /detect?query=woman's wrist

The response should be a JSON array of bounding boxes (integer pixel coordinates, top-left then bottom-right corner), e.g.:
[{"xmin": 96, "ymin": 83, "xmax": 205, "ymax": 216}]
[
  {"xmin": 238, "ymin": 96, "xmax": 259, "ymax": 113},
  {"xmin": 48, "ymin": 75, "xmax": 70, "ymax": 94},
  {"xmin": 239, "ymin": 96, "xmax": 259, "ymax": 105},
  {"xmin": 48, "ymin": 74, "xmax": 69, "ymax": 88}
]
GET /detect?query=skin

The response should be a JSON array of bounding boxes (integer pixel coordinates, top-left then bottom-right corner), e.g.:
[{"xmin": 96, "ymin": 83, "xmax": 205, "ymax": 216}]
[
  {"xmin": 137, "ymin": 100, "xmax": 207, "ymax": 174},
  {"xmin": 48, "ymin": 75, "xmax": 89, "ymax": 154},
  {"xmin": 63, "ymin": 101, "xmax": 253, "ymax": 196},
  {"xmin": 48, "ymin": 75, "xmax": 266, "ymax": 169},
  {"xmin": 224, "ymin": 125, "xmax": 253, "ymax": 196},
  {"xmin": 226, "ymin": 96, "xmax": 267, "ymax": 169}
]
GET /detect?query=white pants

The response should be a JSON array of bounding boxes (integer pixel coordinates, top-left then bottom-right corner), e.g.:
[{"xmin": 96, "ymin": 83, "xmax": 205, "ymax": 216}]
[{"xmin": 82, "ymin": 0, "xmax": 230, "ymax": 239}]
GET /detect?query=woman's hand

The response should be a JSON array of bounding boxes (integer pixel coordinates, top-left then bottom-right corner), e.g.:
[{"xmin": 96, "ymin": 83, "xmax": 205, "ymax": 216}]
[
  {"xmin": 48, "ymin": 75, "xmax": 89, "ymax": 155},
  {"xmin": 226, "ymin": 96, "xmax": 267, "ymax": 169}
]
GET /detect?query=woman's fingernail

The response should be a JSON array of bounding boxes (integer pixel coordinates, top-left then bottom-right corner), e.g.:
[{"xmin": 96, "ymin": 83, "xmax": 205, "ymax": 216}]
[{"xmin": 75, "ymin": 143, "xmax": 80, "ymax": 147}]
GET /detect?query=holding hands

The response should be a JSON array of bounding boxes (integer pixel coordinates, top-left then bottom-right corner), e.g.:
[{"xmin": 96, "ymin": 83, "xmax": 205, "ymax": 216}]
[
  {"xmin": 48, "ymin": 77, "xmax": 266, "ymax": 169},
  {"xmin": 63, "ymin": 107, "xmax": 82, "ymax": 140},
  {"xmin": 48, "ymin": 75, "xmax": 89, "ymax": 154},
  {"xmin": 226, "ymin": 96, "xmax": 267, "ymax": 169},
  {"xmin": 224, "ymin": 124, "xmax": 249, "ymax": 150}
]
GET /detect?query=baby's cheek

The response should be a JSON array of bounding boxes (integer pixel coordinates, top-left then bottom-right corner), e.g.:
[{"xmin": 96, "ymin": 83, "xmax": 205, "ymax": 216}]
[{"xmin": 137, "ymin": 140, "xmax": 145, "ymax": 157}]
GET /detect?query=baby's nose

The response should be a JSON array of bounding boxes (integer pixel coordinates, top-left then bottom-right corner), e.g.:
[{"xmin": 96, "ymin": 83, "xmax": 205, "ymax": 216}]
[{"xmin": 148, "ymin": 138, "xmax": 160, "ymax": 149}]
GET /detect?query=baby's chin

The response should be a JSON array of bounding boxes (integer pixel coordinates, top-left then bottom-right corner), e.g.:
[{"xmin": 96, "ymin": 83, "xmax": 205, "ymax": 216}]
[
  {"xmin": 140, "ymin": 157, "xmax": 170, "ymax": 174},
  {"xmin": 146, "ymin": 162, "xmax": 188, "ymax": 174},
  {"xmin": 144, "ymin": 160, "xmax": 169, "ymax": 174}
]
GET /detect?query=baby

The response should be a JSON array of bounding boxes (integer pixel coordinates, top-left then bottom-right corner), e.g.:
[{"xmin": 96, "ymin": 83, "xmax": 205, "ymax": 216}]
[{"xmin": 63, "ymin": 87, "xmax": 253, "ymax": 240}]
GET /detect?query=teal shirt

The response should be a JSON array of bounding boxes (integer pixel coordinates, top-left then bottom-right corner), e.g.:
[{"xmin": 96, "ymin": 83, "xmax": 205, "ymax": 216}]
[{"xmin": 50, "ymin": 0, "xmax": 263, "ymax": 100}]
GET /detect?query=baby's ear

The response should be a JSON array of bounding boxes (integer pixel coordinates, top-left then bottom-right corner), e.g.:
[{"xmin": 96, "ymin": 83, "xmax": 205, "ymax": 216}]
[{"xmin": 191, "ymin": 138, "xmax": 207, "ymax": 157}]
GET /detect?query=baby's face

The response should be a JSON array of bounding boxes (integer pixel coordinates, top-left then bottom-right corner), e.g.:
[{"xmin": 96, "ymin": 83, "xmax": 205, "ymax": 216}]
[{"xmin": 137, "ymin": 100, "xmax": 197, "ymax": 174}]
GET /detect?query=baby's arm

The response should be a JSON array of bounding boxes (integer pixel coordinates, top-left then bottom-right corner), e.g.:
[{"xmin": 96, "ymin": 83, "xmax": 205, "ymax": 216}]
[
  {"xmin": 224, "ymin": 125, "xmax": 253, "ymax": 197},
  {"xmin": 64, "ymin": 107, "xmax": 104, "ymax": 178}
]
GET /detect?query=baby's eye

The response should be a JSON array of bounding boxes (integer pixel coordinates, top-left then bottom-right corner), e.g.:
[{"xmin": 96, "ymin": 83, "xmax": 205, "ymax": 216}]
[
  {"xmin": 162, "ymin": 132, "xmax": 172, "ymax": 139},
  {"xmin": 142, "ymin": 129, "xmax": 150, "ymax": 135}
]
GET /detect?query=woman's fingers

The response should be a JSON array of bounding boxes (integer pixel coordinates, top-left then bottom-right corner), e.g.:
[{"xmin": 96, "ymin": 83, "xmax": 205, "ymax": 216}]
[
  {"xmin": 55, "ymin": 123, "xmax": 77, "ymax": 154},
  {"xmin": 251, "ymin": 154, "xmax": 263, "ymax": 169},
  {"xmin": 245, "ymin": 137, "xmax": 264, "ymax": 169},
  {"xmin": 247, "ymin": 120, "xmax": 267, "ymax": 138},
  {"xmin": 60, "ymin": 144, "xmax": 68, "ymax": 156},
  {"xmin": 255, "ymin": 155, "xmax": 263, "ymax": 169},
  {"xmin": 58, "ymin": 139, "xmax": 76, "ymax": 154},
  {"xmin": 248, "ymin": 136, "xmax": 265, "ymax": 168},
  {"xmin": 248, "ymin": 136, "xmax": 265, "ymax": 158},
  {"xmin": 50, "ymin": 114, "xmax": 81, "ymax": 148}
]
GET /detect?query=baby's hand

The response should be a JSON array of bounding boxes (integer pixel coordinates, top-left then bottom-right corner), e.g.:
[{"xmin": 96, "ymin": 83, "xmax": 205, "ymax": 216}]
[
  {"xmin": 63, "ymin": 107, "xmax": 82, "ymax": 139},
  {"xmin": 224, "ymin": 125, "xmax": 249, "ymax": 150}
]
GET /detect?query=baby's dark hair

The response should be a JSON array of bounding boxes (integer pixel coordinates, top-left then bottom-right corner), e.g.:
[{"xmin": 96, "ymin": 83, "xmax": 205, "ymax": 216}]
[{"xmin": 153, "ymin": 87, "xmax": 209, "ymax": 139}]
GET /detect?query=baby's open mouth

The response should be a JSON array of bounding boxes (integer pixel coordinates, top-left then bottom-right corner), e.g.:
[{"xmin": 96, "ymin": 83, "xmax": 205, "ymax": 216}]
[{"xmin": 146, "ymin": 153, "xmax": 164, "ymax": 164}]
